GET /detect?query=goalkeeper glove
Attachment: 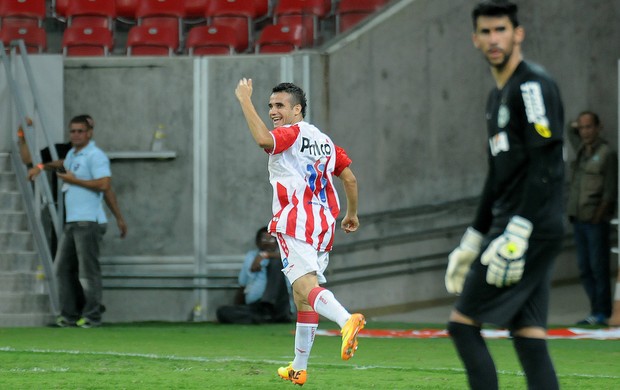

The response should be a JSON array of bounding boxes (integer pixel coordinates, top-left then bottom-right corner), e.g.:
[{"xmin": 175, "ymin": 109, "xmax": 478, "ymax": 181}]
[
  {"xmin": 480, "ymin": 216, "xmax": 533, "ymax": 288},
  {"xmin": 445, "ymin": 227, "xmax": 483, "ymax": 294}
]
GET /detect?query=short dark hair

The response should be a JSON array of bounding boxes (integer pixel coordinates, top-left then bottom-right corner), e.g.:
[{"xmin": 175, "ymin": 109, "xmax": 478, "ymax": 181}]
[
  {"xmin": 255, "ymin": 226, "xmax": 269, "ymax": 246},
  {"xmin": 77, "ymin": 113, "xmax": 94, "ymax": 128},
  {"xmin": 472, "ymin": 1, "xmax": 519, "ymax": 30},
  {"xmin": 578, "ymin": 111, "xmax": 601, "ymax": 126},
  {"xmin": 69, "ymin": 115, "xmax": 92, "ymax": 130},
  {"xmin": 272, "ymin": 82, "xmax": 307, "ymax": 117}
]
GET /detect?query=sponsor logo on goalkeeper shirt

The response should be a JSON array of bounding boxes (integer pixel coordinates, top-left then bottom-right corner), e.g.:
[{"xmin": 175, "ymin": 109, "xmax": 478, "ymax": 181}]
[{"xmin": 521, "ymin": 81, "xmax": 552, "ymax": 138}]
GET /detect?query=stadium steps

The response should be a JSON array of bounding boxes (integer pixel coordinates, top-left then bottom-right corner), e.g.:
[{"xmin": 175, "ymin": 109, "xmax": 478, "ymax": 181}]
[{"xmin": 0, "ymin": 153, "xmax": 54, "ymax": 327}]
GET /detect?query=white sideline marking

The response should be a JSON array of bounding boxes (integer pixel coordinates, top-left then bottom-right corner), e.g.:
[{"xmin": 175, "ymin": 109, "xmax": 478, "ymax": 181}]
[{"xmin": 1, "ymin": 347, "xmax": 618, "ymax": 380}]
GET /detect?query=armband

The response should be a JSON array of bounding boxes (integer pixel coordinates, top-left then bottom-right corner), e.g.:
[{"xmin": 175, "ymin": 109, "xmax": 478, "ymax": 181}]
[{"xmin": 37, "ymin": 163, "xmax": 44, "ymax": 170}]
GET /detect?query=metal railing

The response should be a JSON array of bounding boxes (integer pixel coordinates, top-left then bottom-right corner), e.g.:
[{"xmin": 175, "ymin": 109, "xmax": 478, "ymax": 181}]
[{"xmin": 1, "ymin": 40, "xmax": 62, "ymax": 315}]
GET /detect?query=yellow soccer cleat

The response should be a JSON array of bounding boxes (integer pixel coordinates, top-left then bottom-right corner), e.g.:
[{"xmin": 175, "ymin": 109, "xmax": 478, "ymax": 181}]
[
  {"xmin": 277, "ymin": 363, "xmax": 307, "ymax": 386},
  {"xmin": 341, "ymin": 313, "xmax": 366, "ymax": 360}
]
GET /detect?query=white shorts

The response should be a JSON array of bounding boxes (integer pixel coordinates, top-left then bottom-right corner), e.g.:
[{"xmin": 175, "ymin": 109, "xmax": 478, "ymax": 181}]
[{"xmin": 276, "ymin": 233, "xmax": 330, "ymax": 285}]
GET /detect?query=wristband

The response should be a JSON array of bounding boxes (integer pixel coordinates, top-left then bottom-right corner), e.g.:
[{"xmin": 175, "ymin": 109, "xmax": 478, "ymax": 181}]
[
  {"xmin": 37, "ymin": 163, "xmax": 44, "ymax": 170},
  {"xmin": 17, "ymin": 128, "xmax": 24, "ymax": 138}
]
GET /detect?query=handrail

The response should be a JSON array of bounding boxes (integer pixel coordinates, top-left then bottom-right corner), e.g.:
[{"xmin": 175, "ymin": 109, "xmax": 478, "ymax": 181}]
[
  {"xmin": 0, "ymin": 41, "xmax": 63, "ymax": 239},
  {"xmin": 9, "ymin": 147, "xmax": 60, "ymax": 315},
  {"xmin": 0, "ymin": 40, "xmax": 62, "ymax": 316}
]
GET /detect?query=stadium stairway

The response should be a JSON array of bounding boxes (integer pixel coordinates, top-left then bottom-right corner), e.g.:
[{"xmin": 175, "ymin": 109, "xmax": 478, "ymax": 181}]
[{"xmin": 0, "ymin": 152, "xmax": 54, "ymax": 327}]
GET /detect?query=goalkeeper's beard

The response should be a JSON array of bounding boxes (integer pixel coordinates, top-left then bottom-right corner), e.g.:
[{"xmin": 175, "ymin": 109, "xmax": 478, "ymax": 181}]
[{"xmin": 486, "ymin": 47, "xmax": 513, "ymax": 71}]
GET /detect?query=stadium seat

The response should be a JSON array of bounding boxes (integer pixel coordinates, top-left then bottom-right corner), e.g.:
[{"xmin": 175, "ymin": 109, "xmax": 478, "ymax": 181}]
[
  {"xmin": 255, "ymin": 23, "xmax": 303, "ymax": 54},
  {"xmin": 273, "ymin": 0, "xmax": 332, "ymax": 19},
  {"xmin": 62, "ymin": 26, "xmax": 114, "ymax": 56},
  {"xmin": 206, "ymin": 0, "xmax": 261, "ymax": 48},
  {"xmin": 66, "ymin": 0, "xmax": 117, "ymax": 29},
  {"xmin": 136, "ymin": 0, "xmax": 185, "ymax": 48},
  {"xmin": 0, "ymin": 0, "xmax": 47, "ymax": 28},
  {"xmin": 186, "ymin": 24, "xmax": 247, "ymax": 56},
  {"xmin": 336, "ymin": 0, "xmax": 389, "ymax": 33},
  {"xmin": 55, "ymin": 0, "xmax": 70, "ymax": 19},
  {"xmin": 253, "ymin": 0, "xmax": 270, "ymax": 19},
  {"xmin": 126, "ymin": 25, "xmax": 178, "ymax": 56},
  {"xmin": 273, "ymin": 0, "xmax": 331, "ymax": 44},
  {"xmin": 0, "ymin": 25, "xmax": 46, "ymax": 53},
  {"xmin": 184, "ymin": 0, "xmax": 209, "ymax": 21},
  {"xmin": 115, "ymin": 0, "xmax": 139, "ymax": 21}
]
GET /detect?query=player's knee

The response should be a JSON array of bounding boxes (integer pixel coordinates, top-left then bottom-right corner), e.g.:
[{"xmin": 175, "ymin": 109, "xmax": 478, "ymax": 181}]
[{"xmin": 512, "ymin": 326, "xmax": 547, "ymax": 339}]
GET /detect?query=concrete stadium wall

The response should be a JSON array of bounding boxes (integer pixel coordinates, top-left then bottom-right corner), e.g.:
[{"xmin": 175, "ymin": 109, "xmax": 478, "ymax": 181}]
[{"xmin": 1, "ymin": 0, "xmax": 618, "ymax": 322}]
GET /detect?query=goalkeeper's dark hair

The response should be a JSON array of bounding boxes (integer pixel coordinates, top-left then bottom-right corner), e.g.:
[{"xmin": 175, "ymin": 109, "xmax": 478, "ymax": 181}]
[
  {"xmin": 472, "ymin": 1, "xmax": 519, "ymax": 30},
  {"xmin": 272, "ymin": 82, "xmax": 307, "ymax": 117}
]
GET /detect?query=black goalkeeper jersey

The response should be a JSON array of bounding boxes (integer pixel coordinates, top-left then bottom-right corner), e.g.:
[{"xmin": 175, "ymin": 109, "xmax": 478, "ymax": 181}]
[{"xmin": 472, "ymin": 61, "xmax": 565, "ymax": 239}]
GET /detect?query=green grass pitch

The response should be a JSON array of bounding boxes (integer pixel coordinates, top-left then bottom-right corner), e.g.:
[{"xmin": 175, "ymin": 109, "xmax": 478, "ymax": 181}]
[{"xmin": 0, "ymin": 322, "xmax": 618, "ymax": 389}]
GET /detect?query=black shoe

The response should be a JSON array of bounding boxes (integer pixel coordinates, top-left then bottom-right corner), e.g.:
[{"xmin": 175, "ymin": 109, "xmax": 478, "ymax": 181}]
[{"xmin": 576, "ymin": 315, "xmax": 607, "ymax": 326}]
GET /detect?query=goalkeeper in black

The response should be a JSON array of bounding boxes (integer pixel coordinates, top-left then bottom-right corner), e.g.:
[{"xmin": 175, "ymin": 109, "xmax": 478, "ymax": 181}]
[{"xmin": 445, "ymin": 2, "xmax": 564, "ymax": 389}]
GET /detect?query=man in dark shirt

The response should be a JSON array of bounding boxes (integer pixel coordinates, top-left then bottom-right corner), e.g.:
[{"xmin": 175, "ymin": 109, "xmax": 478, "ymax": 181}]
[
  {"xmin": 444, "ymin": 2, "xmax": 564, "ymax": 389},
  {"xmin": 567, "ymin": 111, "xmax": 617, "ymax": 325}
]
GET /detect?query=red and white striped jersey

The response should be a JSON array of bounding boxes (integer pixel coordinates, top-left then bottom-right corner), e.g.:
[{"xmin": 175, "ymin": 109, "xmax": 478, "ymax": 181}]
[{"xmin": 266, "ymin": 121, "xmax": 351, "ymax": 252}]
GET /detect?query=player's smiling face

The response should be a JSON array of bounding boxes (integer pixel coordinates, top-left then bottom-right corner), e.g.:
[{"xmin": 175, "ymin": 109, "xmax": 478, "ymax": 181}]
[
  {"xmin": 473, "ymin": 15, "xmax": 523, "ymax": 70},
  {"xmin": 269, "ymin": 92, "xmax": 301, "ymax": 128}
]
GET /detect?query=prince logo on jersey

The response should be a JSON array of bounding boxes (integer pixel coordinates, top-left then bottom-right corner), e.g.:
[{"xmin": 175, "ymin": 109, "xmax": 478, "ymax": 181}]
[{"xmin": 266, "ymin": 121, "xmax": 351, "ymax": 252}]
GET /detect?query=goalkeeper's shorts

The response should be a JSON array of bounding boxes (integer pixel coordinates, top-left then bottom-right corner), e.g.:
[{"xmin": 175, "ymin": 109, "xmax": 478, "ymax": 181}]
[{"xmin": 454, "ymin": 237, "xmax": 562, "ymax": 333}]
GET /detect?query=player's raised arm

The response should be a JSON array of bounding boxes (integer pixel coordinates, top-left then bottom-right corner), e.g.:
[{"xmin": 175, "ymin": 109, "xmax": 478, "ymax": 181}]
[{"xmin": 235, "ymin": 78, "xmax": 274, "ymax": 149}]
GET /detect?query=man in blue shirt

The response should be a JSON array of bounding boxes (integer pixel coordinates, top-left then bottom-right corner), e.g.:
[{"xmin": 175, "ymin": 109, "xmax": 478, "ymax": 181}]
[
  {"xmin": 53, "ymin": 115, "xmax": 111, "ymax": 328},
  {"xmin": 217, "ymin": 227, "xmax": 292, "ymax": 324}
]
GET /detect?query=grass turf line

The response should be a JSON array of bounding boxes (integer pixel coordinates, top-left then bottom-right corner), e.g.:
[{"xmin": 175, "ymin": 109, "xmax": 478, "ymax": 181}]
[{"xmin": 0, "ymin": 322, "xmax": 617, "ymax": 389}]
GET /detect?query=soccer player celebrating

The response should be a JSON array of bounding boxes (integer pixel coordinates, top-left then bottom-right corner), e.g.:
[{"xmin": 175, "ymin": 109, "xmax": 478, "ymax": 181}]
[
  {"xmin": 235, "ymin": 79, "xmax": 365, "ymax": 386},
  {"xmin": 445, "ymin": 1, "xmax": 564, "ymax": 389}
]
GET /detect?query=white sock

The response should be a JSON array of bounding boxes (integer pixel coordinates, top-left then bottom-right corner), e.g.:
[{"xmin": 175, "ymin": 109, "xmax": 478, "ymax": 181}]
[
  {"xmin": 309, "ymin": 287, "xmax": 351, "ymax": 328},
  {"xmin": 292, "ymin": 311, "xmax": 318, "ymax": 370}
]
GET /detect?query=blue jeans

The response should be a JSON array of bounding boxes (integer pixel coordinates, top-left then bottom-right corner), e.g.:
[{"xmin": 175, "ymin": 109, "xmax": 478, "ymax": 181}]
[
  {"xmin": 572, "ymin": 221, "xmax": 612, "ymax": 318},
  {"xmin": 54, "ymin": 222, "xmax": 104, "ymax": 322}
]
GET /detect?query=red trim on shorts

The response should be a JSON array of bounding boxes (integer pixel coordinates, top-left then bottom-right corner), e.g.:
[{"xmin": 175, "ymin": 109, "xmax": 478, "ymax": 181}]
[
  {"xmin": 276, "ymin": 233, "xmax": 289, "ymax": 257},
  {"xmin": 297, "ymin": 311, "xmax": 319, "ymax": 324},
  {"xmin": 307, "ymin": 287, "xmax": 326, "ymax": 309}
]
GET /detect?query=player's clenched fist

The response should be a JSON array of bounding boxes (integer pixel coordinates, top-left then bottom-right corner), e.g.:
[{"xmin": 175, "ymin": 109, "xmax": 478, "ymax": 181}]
[
  {"xmin": 445, "ymin": 227, "xmax": 483, "ymax": 294},
  {"xmin": 480, "ymin": 216, "xmax": 532, "ymax": 288},
  {"xmin": 235, "ymin": 77, "xmax": 253, "ymax": 101}
]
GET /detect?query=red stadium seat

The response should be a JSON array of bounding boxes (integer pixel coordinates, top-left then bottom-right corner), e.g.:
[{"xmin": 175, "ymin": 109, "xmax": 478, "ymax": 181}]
[
  {"xmin": 62, "ymin": 26, "xmax": 114, "ymax": 56},
  {"xmin": 206, "ymin": 0, "xmax": 261, "ymax": 48},
  {"xmin": 55, "ymin": 0, "xmax": 70, "ymax": 19},
  {"xmin": 136, "ymin": 0, "xmax": 184, "ymax": 47},
  {"xmin": 66, "ymin": 0, "xmax": 117, "ymax": 29},
  {"xmin": 273, "ymin": 0, "xmax": 332, "ymax": 19},
  {"xmin": 253, "ymin": 0, "xmax": 270, "ymax": 19},
  {"xmin": 184, "ymin": 0, "xmax": 209, "ymax": 20},
  {"xmin": 136, "ymin": 0, "xmax": 185, "ymax": 23},
  {"xmin": 0, "ymin": 0, "xmax": 46, "ymax": 27},
  {"xmin": 273, "ymin": 0, "xmax": 331, "ymax": 43},
  {"xmin": 186, "ymin": 24, "xmax": 247, "ymax": 55},
  {"xmin": 0, "ymin": 25, "xmax": 46, "ymax": 53},
  {"xmin": 255, "ymin": 23, "xmax": 303, "ymax": 54},
  {"xmin": 336, "ymin": 0, "xmax": 389, "ymax": 33},
  {"xmin": 115, "ymin": 0, "xmax": 139, "ymax": 21},
  {"xmin": 126, "ymin": 25, "xmax": 178, "ymax": 56}
]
